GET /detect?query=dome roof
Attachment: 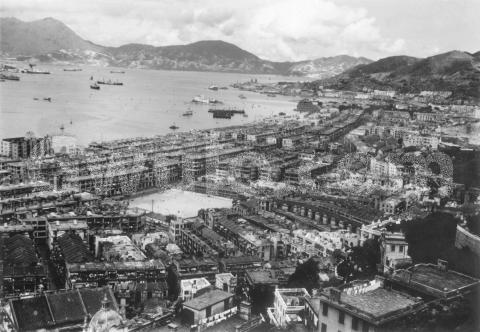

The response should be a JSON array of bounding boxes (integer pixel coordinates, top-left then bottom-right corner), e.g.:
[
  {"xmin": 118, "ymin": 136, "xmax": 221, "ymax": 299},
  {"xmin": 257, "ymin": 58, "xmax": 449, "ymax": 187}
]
[{"xmin": 88, "ymin": 296, "xmax": 124, "ymax": 332}]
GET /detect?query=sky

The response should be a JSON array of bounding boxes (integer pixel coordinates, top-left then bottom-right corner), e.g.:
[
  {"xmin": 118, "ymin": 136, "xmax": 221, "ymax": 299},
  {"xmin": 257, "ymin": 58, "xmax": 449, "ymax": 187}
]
[{"xmin": 1, "ymin": 0, "xmax": 479, "ymax": 61}]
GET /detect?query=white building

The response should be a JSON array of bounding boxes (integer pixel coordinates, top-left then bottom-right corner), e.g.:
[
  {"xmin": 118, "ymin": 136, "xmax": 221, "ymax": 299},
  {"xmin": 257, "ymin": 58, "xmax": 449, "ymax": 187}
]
[
  {"xmin": 51, "ymin": 134, "xmax": 78, "ymax": 155},
  {"xmin": 403, "ymin": 134, "xmax": 439, "ymax": 150},
  {"xmin": 180, "ymin": 277, "xmax": 211, "ymax": 301},
  {"xmin": 369, "ymin": 158, "xmax": 400, "ymax": 177},
  {"xmin": 268, "ymin": 288, "xmax": 309, "ymax": 328},
  {"xmin": 215, "ymin": 273, "xmax": 237, "ymax": 293}
]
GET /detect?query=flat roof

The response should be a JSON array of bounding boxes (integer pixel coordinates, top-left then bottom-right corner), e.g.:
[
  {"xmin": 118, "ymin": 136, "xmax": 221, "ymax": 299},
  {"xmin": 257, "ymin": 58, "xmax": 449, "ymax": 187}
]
[
  {"xmin": 340, "ymin": 287, "xmax": 418, "ymax": 318},
  {"xmin": 183, "ymin": 289, "xmax": 234, "ymax": 311},
  {"xmin": 391, "ymin": 264, "xmax": 480, "ymax": 296}
]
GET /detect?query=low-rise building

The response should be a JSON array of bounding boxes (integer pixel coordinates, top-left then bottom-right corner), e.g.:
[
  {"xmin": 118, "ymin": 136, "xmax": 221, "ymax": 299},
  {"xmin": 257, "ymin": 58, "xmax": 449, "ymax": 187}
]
[
  {"xmin": 182, "ymin": 289, "xmax": 235, "ymax": 324},
  {"xmin": 180, "ymin": 277, "xmax": 211, "ymax": 301}
]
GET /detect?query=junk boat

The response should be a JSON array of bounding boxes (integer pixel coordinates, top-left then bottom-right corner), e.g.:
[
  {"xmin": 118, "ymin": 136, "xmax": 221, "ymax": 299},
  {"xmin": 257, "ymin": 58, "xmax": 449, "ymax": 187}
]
[
  {"xmin": 90, "ymin": 83, "xmax": 100, "ymax": 90},
  {"xmin": 97, "ymin": 79, "xmax": 123, "ymax": 86},
  {"xmin": 169, "ymin": 124, "xmax": 179, "ymax": 130},
  {"xmin": 0, "ymin": 73, "xmax": 20, "ymax": 81}
]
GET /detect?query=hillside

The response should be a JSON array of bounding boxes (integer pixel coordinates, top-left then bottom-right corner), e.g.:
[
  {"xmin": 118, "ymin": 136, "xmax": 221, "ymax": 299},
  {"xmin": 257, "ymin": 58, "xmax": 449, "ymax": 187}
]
[
  {"xmin": 0, "ymin": 17, "xmax": 102, "ymax": 55},
  {"xmin": 323, "ymin": 51, "xmax": 480, "ymax": 100},
  {"xmin": 0, "ymin": 17, "xmax": 370, "ymax": 77},
  {"xmin": 288, "ymin": 55, "xmax": 372, "ymax": 78}
]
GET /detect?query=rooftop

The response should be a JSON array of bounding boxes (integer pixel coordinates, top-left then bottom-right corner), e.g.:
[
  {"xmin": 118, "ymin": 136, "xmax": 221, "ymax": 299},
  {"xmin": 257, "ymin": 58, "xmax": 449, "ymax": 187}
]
[
  {"xmin": 390, "ymin": 263, "xmax": 480, "ymax": 298},
  {"xmin": 183, "ymin": 289, "xmax": 234, "ymax": 311}
]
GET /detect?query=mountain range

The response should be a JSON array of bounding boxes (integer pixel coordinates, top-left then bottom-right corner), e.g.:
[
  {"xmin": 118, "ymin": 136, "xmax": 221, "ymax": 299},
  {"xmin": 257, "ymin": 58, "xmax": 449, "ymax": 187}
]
[
  {"xmin": 322, "ymin": 51, "xmax": 480, "ymax": 99},
  {"xmin": 0, "ymin": 17, "xmax": 371, "ymax": 77}
]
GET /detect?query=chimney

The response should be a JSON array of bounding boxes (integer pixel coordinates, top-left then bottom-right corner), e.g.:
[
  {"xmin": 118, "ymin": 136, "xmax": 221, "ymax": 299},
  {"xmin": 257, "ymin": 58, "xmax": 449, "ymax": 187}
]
[
  {"xmin": 437, "ymin": 259, "xmax": 448, "ymax": 271},
  {"xmin": 329, "ymin": 288, "xmax": 341, "ymax": 303}
]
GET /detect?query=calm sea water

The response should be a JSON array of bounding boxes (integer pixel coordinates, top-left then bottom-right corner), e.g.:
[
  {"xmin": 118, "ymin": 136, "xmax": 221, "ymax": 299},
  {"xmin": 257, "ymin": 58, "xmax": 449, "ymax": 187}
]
[{"xmin": 0, "ymin": 65, "xmax": 305, "ymax": 145}]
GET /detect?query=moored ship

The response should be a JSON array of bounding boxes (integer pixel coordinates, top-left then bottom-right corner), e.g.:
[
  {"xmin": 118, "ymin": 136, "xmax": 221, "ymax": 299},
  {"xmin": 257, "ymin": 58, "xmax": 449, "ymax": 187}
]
[
  {"xmin": 97, "ymin": 79, "xmax": 123, "ymax": 85},
  {"xmin": 0, "ymin": 73, "xmax": 20, "ymax": 81},
  {"xmin": 63, "ymin": 68, "xmax": 82, "ymax": 71},
  {"xmin": 90, "ymin": 83, "xmax": 100, "ymax": 90}
]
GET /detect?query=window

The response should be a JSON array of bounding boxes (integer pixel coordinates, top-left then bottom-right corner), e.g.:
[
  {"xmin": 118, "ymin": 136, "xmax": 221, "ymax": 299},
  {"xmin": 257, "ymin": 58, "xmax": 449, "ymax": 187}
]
[
  {"xmin": 390, "ymin": 244, "xmax": 396, "ymax": 252},
  {"xmin": 338, "ymin": 311, "xmax": 345, "ymax": 324},
  {"xmin": 206, "ymin": 306, "xmax": 212, "ymax": 317},
  {"xmin": 352, "ymin": 317, "xmax": 359, "ymax": 330},
  {"xmin": 322, "ymin": 303, "xmax": 328, "ymax": 316},
  {"xmin": 362, "ymin": 322, "xmax": 369, "ymax": 332},
  {"xmin": 399, "ymin": 245, "xmax": 404, "ymax": 252},
  {"xmin": 321, "ymin": 323, "xmax": 327, "ymax": 332}
]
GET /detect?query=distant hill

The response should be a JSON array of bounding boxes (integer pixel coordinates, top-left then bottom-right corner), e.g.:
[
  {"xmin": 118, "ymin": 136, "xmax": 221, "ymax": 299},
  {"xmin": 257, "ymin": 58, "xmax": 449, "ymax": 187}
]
[
  {"xmin": 323, "ymin": 51, "xmax": 480, "ymax": 100},
  {"xmin": 0, "ymin": 17, "xmax": 102, "ymax": 55},
  {"xmin": 0, "ymin": 17, "xmax": 370, "ymax": 77}
]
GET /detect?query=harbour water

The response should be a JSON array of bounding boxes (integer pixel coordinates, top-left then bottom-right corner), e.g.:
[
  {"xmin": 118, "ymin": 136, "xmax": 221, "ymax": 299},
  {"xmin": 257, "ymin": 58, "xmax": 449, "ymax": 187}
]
[{"xmin": 0, "ymin": 65, "xmax": 305, "ymax": 145}]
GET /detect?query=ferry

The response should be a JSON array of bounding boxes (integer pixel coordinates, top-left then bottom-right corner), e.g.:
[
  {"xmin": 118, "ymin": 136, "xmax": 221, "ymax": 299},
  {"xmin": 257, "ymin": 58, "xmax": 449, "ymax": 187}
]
[{"xmin": 90, "ymin": 83, "xmax": 100, "ymax": 90}]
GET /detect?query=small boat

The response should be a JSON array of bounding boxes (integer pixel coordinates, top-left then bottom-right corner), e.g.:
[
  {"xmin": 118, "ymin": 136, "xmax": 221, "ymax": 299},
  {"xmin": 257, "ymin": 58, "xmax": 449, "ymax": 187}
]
[
  {"xmin": 279, "ymin": 112, "xmax": 286, "ymax": 116},
  {"xmin": 208, "ymin": 85, "xmax": 219, "ymax": 91},
  {"xmin": 43, "ymin": 97, "xmax": 52, "ymax": 102},
  {"xmin": 110, "ymin": 70, "xmax": 125, "ymax": 74},
  {"xmin": 90, "ymin": 83, "xmax": 100, "ymax": 90},
  {"xmin": 182, "ymin": 110, "xmax": 193, "ymax": 117},
  {"xmin": 239, "ymin": 94, "xmax": 247, "ymax": 99},
  {"xmin": 63, "ymin": 68, "xmax": 82, "ymax": 71},
  {"xmin": 192, "ymin": 95, "xmax": 209, "ymax": 104},
  {"xmin": 169, "ymin": 124, "xmax": 179, "ymax": 130},
  {"xmin": 219, "ymin": 86, "xmax": 228, "ymax": 90},
  {"xmin": 267, "ymin": 93, "xmax": 276, "ymax": 97}
]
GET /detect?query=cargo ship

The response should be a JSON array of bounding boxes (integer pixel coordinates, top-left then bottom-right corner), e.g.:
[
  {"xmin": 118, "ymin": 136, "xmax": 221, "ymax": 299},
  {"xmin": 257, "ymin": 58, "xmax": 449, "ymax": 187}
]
[
  {"xmin": 0, "ymin": 73, "xmax": 20, "ymax": 81},
  {"xmin": 97, "ymin": 79, "xmax": 123, "ymax": 86},
  {"xmin": 208, "ymin": 107, "xmax": 245, "ymax": 119}
]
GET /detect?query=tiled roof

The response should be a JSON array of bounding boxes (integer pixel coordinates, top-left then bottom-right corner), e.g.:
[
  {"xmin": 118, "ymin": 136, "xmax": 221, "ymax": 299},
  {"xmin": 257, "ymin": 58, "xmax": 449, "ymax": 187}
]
[
  {"xmin": 57, "ymin": 233, "xmax": 93, "ymax": 263},
  {"xmin": 9, "ymin": 287, "xmax": 118, "ymax": 331},
  {"xmin": 3, "ymin": 234, "xmax": 37, "ymax": 266}
]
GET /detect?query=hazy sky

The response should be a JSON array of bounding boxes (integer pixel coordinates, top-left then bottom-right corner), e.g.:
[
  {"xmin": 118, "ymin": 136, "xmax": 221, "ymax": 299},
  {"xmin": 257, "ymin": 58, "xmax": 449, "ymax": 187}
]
[{"xmin": 1, "ymin": 0, "xmax": 479, "ymax": 61}]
